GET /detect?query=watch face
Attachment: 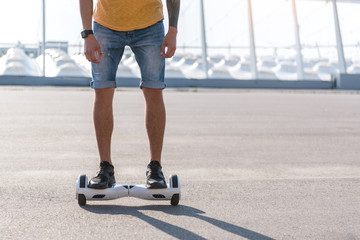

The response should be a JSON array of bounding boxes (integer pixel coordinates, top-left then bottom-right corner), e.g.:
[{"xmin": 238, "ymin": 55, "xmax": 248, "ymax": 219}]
[{"xmin": 81, "ymin": 30, "xmax": 93, "ymax": 39}]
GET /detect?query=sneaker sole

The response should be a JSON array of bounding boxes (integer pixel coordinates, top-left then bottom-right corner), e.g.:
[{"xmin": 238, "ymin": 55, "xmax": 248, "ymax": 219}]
[
  {"xmin": 88, "ymin": 177, "xmax": 116, "ymax": 189},
  {"xmin": 146, "ymin": 182, "xmax": 167, "ymax": 189}
]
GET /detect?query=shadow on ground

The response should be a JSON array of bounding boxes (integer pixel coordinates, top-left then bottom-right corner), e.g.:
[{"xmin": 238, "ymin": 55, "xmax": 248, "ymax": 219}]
[{"xmin": 82, "ymin": 204, "xmax": 274, "ymax": 240}]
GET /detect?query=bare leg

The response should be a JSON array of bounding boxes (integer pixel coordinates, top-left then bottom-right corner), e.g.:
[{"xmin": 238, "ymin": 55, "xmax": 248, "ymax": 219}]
[
  {"xmin": 93, "ymin": 87, "xmax": 115, "ymax": 165},
  {"xmin": 142, "ymin": 87, "xmax": 166, "ymax": 165}
]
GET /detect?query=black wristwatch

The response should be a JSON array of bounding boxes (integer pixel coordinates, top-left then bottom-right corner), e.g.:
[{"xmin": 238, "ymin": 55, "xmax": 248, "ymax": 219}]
[{"xmin": 81, "ymin": 30, "xmax": 94, "ymax": 39}]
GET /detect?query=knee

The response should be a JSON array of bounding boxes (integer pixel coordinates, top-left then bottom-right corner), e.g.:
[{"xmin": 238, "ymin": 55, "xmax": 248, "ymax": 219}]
[
  {"xmin": 142, "ymin": 87, "xmax": 164, "ymax": 105},
  {"xmin": 143, "ymin": 87, "xmax": 163, "ymax": 98},
  {"xmin": 94, "ymin": 87, "xmax": 115, "ymax": 103}
]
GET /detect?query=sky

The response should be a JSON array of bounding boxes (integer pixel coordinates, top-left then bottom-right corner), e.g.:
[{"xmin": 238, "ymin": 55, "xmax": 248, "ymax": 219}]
[{"xmin": 0, "ymin": 0, "xmax": 359, "ymax": 59}]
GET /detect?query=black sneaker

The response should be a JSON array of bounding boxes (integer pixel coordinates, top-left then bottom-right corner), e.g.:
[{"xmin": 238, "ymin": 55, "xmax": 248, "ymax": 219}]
[
  {"xmin": 146, "ymin": 160, "xmax": 167, "ymax": 189},
  {"xmin": 88, "ymin": 161, "xmax": 116, "ymax": 189}
]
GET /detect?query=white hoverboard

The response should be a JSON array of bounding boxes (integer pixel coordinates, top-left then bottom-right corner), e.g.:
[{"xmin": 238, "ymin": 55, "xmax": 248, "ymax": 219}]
[{"xmin": 76, "ymin": 174, "xmax": 181, "ymax": 206}]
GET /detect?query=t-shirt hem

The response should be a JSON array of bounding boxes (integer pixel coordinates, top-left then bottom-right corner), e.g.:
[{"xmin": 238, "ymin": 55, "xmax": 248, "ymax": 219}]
[{"xmin": 93, "ymin": 16, "xmax": 164, "ymax": 32}]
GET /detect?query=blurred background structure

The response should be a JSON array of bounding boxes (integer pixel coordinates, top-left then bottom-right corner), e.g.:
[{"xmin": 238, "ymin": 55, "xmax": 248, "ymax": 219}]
[{"xmin": 0, "ymin": 0, "xmax": 359, "ymax": 88}]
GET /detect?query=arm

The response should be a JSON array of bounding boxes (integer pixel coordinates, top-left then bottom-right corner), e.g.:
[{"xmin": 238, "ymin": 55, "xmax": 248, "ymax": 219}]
[
  {"xmin": 161, "ymin": 0, "xmax": 180, "ymax": 58},
  {"xmin": 79, "ymin": 0, "xmax": 102, "ymax": 63}
]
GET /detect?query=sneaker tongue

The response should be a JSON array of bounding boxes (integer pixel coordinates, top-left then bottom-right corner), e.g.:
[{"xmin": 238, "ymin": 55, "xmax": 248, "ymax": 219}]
[
  {"xmin": 100, "ymin": 161, "xmax": 111, "ymax": 167},
  {"xmin": 149, "ymin": 160, "xmax": 161, "ymax": 167}
]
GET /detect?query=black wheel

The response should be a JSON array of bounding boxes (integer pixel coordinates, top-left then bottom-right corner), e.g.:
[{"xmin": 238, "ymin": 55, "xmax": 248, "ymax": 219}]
[
  {"xmin": 170, "ymin": 174, "xmax": 178, "ymax": 188},
  {"xmin": 171, "ymin": 194, "xmax": 180, "ymax": 206},
  {"xmin": 78, "ymin": 194, "xmax": 86, "ymax": 206},
  {"xmin": 79, "ymin": 175, "xmax": 87, "ymax": 188}
]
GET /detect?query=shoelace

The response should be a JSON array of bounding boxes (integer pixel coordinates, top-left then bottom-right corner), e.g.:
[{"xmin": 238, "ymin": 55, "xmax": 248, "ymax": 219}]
[
  {"xmin": 96, "ymin": 163, "xmax": 109, "ymax": 176},
  {"xmin": 149, "ymin": 164, "xmax": 162, "ymax": 179}
]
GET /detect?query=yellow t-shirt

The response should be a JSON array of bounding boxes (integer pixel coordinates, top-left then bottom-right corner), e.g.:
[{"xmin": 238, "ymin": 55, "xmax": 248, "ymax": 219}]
[{"xmin": 94, "ymin": 0, "xmax": 164, "ymax": 31}]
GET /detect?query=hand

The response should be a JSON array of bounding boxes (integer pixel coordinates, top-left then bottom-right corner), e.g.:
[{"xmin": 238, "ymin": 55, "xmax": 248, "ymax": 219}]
[
  {"xmin": 84, "ymin": 35, "xmax": 102, "ymax": 63},
  {"xmin": 161, "ymin": 27, "xmax": 177, "ymax": 58}
]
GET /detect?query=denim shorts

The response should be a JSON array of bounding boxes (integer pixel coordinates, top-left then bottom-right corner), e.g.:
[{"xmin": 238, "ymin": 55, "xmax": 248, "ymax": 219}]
[{"xmin": 91, "ymin": 21, "xmax": 166, "ymax": 89}]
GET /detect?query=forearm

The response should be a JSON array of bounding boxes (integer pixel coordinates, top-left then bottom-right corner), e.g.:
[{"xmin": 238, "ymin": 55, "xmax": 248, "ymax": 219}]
[
  {"xmin": 79, "ymin": 0, "xmax": 94, "ymax": 30},
  {"xmin": 166, "ymin": 0, "xmax": 180, "ymax": 30}
]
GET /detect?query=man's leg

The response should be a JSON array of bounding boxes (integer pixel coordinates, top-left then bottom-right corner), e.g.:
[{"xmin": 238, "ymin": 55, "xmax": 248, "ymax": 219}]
[
  {"xmin": 142, "ymin": 87, "xmax": 167, "ymax": 189},
  {"xmin": 129, "ymin": 21, "xmax": 167, "ymax": 188},
  {"xmin": 88, "ymin": 21, "xmax": 125, "ymax": 189},
  {"xmin": 93, "ymin": 87, "xmax": 115, "ymax": 165},
  {"xmin": 88, "ymin": 87, "xmax": 116, "ymax": 189},
  {"xmin": 142, "ymin": 87, "xmax": 166, "ymax": 164}
]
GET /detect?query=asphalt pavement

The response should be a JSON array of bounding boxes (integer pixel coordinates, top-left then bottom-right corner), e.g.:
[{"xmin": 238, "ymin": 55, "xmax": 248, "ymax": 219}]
[{"xmin": 0, "ymin": 86, "xmax": 359, "ymax": 240}]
